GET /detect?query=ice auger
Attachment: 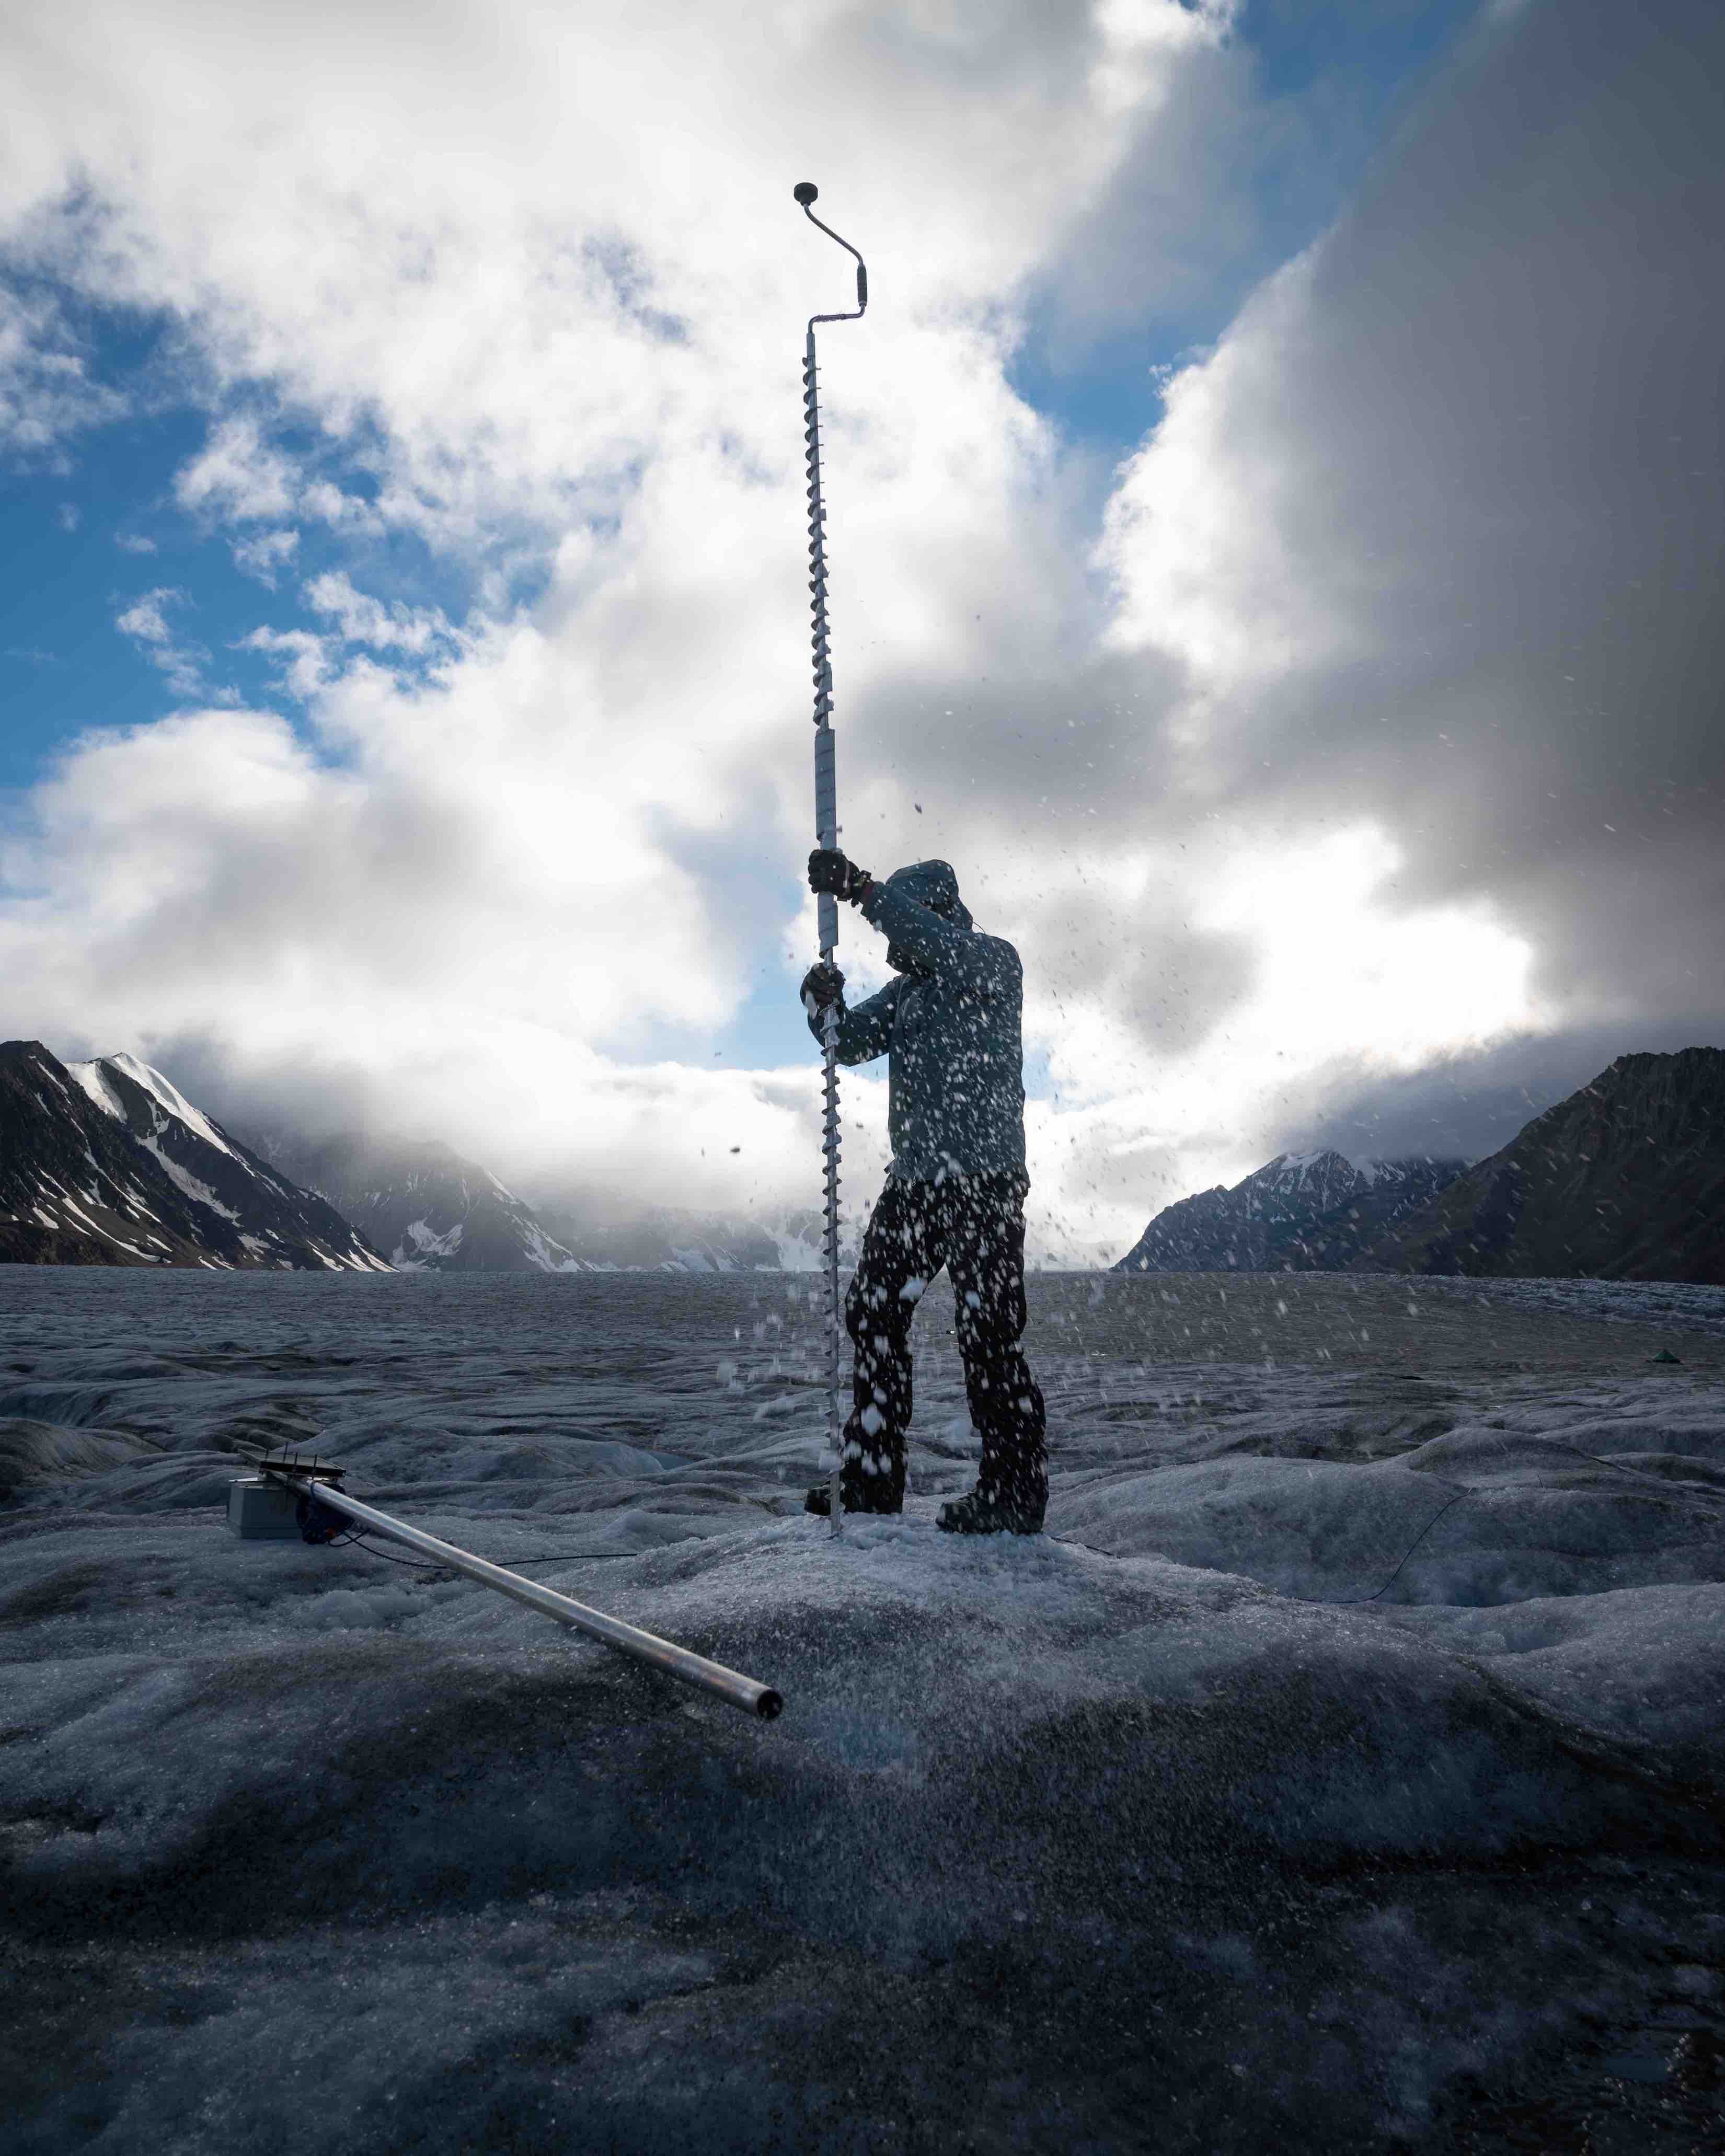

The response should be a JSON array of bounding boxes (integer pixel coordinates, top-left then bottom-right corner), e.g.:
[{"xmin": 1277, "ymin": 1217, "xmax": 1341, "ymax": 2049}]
[{"xmin": 794, "ymin": 180, "xmax": 868, "ymax": 1535}]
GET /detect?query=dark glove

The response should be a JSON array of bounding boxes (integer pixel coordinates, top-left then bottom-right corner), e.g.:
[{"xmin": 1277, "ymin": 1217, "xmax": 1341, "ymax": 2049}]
[
  {"xmin": 800, "ymin": 961, "xmax": 845, "ymax": 1018},
  {"xmin": 808, "ymin": 848, "xmax": 873, "ymax": 902}
]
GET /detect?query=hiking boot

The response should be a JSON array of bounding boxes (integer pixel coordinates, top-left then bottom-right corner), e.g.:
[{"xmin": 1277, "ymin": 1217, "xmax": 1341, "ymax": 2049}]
[
  {"xmin": 804, "ymin": 1474, "xmax": 903, "ymax": 1518},
  {"xmin": 936, "ymin": 1485, "xmax": 1045, "ymax": 1536}
]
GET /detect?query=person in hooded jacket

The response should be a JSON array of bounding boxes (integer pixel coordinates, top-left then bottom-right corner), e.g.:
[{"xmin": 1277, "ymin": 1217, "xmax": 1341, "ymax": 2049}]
[{"xmin": 800, "ymin": 848, "xmax": 1048, "ymax": 1534}]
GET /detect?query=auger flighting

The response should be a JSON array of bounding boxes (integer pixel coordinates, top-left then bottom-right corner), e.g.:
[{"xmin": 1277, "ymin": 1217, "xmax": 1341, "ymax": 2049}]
[{"xmin": 794, "ymin": 180, "xmax": 868, "ymax": 1537}]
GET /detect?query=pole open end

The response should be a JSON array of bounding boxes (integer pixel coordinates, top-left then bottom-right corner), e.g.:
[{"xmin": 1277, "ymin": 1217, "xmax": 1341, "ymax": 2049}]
[{"xmin": 794, "ymin": 181, "xmax": 819, "ymax": 206}]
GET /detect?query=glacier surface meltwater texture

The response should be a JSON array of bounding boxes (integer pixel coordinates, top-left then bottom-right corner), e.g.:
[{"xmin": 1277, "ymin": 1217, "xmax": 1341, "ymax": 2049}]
[{"xmin": 2, "ymin": 1267, "xmax": 1723, "ymax": 2151}]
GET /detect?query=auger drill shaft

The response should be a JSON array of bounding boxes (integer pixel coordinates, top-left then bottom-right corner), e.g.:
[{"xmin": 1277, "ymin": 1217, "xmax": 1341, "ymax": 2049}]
[
  {"xmin": 806, "ymin": 332, "xmax": 844, "ymax": 1530},
  {"xmin": 793, "ymin": 181, "xmax": 867, "ymax": 1535}
]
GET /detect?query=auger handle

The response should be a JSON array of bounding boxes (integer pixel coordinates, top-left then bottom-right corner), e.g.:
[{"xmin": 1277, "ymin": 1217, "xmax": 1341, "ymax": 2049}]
[{"xmin": 795, "ymin": 182, "xmax": 869, "ymax": 327}]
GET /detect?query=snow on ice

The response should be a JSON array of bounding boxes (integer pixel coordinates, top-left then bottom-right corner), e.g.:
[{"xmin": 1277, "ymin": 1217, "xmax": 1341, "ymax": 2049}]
[{"xmin": 2, "ymin": 1268, "xmax": 1723, "ymax": 2151}]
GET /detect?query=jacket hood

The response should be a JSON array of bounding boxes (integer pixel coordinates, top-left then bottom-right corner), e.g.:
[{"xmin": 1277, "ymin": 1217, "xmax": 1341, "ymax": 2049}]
[{"xmin": 882, "ymin": 859, "xmax": 972, "ymax": 932}]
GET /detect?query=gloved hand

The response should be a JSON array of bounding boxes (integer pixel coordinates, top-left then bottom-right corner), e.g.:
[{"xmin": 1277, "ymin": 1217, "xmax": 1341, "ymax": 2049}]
[
  {"xmin": 800, "ymin": 961, "xmax": 846, "ymax": 1018},
  {"xmin": 807, "ymin": 848, "xmax": 873, "ymax": 903}
]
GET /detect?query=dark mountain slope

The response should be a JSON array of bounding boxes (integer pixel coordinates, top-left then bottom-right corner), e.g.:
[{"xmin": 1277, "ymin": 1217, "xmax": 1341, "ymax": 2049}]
[
  {"xmin": 2, "ymin": 1040, "xmax": 245, "ymax": 1267},
  {"xmin": 1357, "ymin": 1047, "xmax": 1725, "ymax": 1283},
  {"xmin": 71, "ymin": 1054, "xmax": 387, "ymax": 1272},
  {"xmin": 1, "ymin": 1042, "xmax": 388, "ymax": 1271},
  {"xmin": 1286, "ymin": 1157, "xmax": 1473, "ymax": 1270}
]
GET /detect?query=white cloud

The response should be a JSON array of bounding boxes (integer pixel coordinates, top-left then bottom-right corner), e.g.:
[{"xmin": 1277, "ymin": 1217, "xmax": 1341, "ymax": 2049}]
[
  {"xmin": 174, "ymin": 417, "xmax": 298, "ymax": 521},
  {"xmin": 1088, "ymin": 0, "xmax": 1725, "ymax": 1041},
  {"xmin": 0, "ymin": 675, "xmax": 861, "ymax": 1212},
  {"xmin": 0, "ymin": 284, "xmax": 126, "ymax": 459},
  {"xmin": 1097, "ymin": 250, "xmax": 1358, "ymax": 696},
  {"xmin": 234, "ymin": 625, "xmax": 328, "ymax": 699},
  {"xmin": 304, "ymin": 571, "xmax": 454, "ymax": 656},
  {"xmin": 231, "ymin": 527, "xmax": 299, "ymax": 586},
  {"xmin": 113, "ymin": 588, "xmax": 179, "ymax": 647},
  {"xmin": 113, "ymin": 585, "xmax": 214, "ymax": 699},
  {"xmin": 3, "ymin": 1, "xmax": 1267, "ymax": 547},
  {"xmin": 114, "ymin": 582, "xmax": 239, "ymax": 698},
  {"xmin": 300, "ymin": 481, "xmax": 385, "ymax": 534},
  {"xmin": 3, "ymin": 0, "xmax": 1717, "ymax": 1254}
]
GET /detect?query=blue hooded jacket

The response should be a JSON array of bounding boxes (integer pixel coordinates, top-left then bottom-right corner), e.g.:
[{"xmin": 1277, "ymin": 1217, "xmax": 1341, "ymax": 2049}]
[{"xmin": 806, "ymin": 860, "xmax": 1026, "ymax": 1184}]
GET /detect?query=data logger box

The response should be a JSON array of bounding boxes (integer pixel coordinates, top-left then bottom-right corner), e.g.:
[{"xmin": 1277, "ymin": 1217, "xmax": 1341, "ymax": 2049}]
[{"xmin": 226, "ymin": 1476, "xmax": 301, "ymax": 1540}]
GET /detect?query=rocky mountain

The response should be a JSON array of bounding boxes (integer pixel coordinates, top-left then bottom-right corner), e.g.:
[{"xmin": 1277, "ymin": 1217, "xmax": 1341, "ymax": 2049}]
[
  {"xmin": 249, "ymin": 1133, "xmax": 584, "ymax": 1273},
  {"xmin": 1355, "ymin": 1047, "xmax": 1725, "ymax": 1282},
  {"xmin": 1114, "ymin": 1149, "xmax": 1466, "ymax": 1275},
  {"xmin": 0, "ymin": 1042, "xmax": 389, "ymax": 1271}
]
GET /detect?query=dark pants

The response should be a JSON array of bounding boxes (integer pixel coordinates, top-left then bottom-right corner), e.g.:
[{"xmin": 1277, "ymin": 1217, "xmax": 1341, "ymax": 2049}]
[{"xmin": 842, "ymin": 1170, "xmax": 1047, "ymax": 1512}]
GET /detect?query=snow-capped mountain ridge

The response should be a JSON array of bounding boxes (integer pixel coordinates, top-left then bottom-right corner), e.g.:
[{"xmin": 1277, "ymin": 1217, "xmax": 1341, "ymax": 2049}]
[
  {"xmin": 1229, "ymin": 1148, "xmax": 1365, "ymax": 1217},
  {"xmin": 70, "ymin": 1052, "xmax": 241, "ymax": 1161},
  {"xmin": 1, "ymin": 1043, "xmax": 389, "ymax": 1271},
  {"xmin": 1116, "ymin": 1148, "xmax": 1467, "ymax": 1274}
]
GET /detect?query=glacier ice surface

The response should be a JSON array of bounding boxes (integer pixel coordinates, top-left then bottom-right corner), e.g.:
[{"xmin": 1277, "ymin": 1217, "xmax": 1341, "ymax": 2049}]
[{"xmin": 2, "ymin": 1268, "xmax": 1723, "ymax": 2152}]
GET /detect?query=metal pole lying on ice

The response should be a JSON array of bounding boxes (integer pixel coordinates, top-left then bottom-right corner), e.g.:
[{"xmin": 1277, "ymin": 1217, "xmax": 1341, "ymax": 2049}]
[
  {"xmin": 240, "ymin": 1451, "xmax": 782, "ymax": 1719},
  {"xmin": 794, "ymin": 179, "xmax": 868, "ymax": 1537}
]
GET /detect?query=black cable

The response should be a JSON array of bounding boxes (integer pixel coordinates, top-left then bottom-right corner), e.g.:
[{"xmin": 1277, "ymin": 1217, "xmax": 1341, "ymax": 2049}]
[
  {"xmin": 477, "ymin": 1551, "xmax": 636, "ymax": 1565},
  {"xmin": 1307, "ymin": 1439, "xmax": 1722, "ymax": 1606},
  {"xmin": 1540, "ymin": 1437, "xmax": 1725, "ymax": 1503},
  {"xmin": 1306, "ymin": 1488, "xmax": 1475, "ymax": 1606},
  {"xmin": 330, "ymin": 1531, "xmax": 441, "ymax": 1571}
]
